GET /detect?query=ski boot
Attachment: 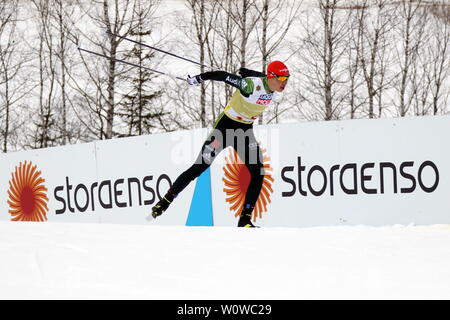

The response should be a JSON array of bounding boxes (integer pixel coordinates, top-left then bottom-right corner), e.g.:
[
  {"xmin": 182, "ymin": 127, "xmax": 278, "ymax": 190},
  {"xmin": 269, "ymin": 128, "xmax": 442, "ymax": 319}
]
[
  {"xmin": 148, "ymin": 197, "xmax": 171, "ymax": 220},
  {"xmin": 237, "ymin": 213, "xmax": 258, "ymax": 228}
]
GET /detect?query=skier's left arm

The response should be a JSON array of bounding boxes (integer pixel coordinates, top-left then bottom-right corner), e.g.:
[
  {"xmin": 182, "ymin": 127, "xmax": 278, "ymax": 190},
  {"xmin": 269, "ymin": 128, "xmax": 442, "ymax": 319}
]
[{"xmin": 187, "ymin": 71, "xmax": 254, "ymax": 96}]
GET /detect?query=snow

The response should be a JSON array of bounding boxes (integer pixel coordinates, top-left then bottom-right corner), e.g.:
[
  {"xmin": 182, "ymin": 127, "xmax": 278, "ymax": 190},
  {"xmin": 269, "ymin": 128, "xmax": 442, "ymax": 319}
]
[{"xmin": 1, "ymin": 221, "xmax": 450, "ymax": 300}]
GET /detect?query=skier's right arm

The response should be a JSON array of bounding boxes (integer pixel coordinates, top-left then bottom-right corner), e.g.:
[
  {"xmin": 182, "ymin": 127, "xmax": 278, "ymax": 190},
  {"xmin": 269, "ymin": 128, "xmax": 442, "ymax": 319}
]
[{"xmin": 187, "ymin": 71, "xmax": 254, "ymax": 96}]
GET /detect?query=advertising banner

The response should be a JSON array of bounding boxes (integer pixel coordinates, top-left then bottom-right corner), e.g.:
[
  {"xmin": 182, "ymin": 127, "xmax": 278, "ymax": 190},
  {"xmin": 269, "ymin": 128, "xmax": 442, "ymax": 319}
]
[
  {"xmin": 0, "ymin": 129, "xmax": 208, "ymax": 225},
  {"xmin": 1, "ymin": 116, "xmax": 448, "ymax": 227},
  {"xmin": 210, "ymin": 116, "xmax": 448, "ymax": 227}
]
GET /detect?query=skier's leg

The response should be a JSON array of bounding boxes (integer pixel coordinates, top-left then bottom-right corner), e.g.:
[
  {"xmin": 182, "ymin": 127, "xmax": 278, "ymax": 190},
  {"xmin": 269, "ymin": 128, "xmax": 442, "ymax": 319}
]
[
  {"xmin": 169, "ymin": 142, "xmax": 218, "ymax": 195},
  {"xmin": 238, "ymin": 159, "xmax": 264, "ymax": 227},
  {"xmin": 151, "ymin": 128, "xmax": 224, "ymax": 219},
  {"xmin": 234, "ymin": 129, "xmax": 265, "ymax": 227}
]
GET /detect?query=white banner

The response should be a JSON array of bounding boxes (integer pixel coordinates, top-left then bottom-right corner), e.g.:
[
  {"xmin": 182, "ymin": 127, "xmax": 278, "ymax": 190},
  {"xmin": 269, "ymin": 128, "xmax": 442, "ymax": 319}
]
[
  {"xmin": 211, "ymin": 115, "xmax": 448, "ymax": 227},
  {"xmin": 1, "ymin": 116, "xmax": 448, "ymax": 227},
  {"xmin": 0, "ymin": 130, "xmax": 207, "ymax": 225}
]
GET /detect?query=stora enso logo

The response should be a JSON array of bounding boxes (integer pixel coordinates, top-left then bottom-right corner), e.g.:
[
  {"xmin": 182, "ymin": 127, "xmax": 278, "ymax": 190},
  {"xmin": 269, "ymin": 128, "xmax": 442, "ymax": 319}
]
[
  {"xmin": 7, "ymin": 161, "xmax": 49, "ymax": 221},
  {"xmin": 222, "ymin": 144, "xmax": 274, "ymax": 223}
]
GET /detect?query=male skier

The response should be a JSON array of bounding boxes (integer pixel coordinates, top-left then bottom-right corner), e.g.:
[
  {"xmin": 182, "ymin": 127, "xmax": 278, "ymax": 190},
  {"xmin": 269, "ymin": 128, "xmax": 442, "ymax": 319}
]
[{"xmin": 150, "ymin": 61, "xmax": 290, "ymax": 227}]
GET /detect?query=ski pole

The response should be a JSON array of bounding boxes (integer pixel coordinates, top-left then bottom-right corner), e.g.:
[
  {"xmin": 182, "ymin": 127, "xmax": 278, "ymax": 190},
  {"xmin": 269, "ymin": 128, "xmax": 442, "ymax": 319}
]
[
  {"xmin": 104, "ymin": 30, "xmax": 218, "ymax": 71},
  {"xmin": 77, "ymin": 47, "xmax": 185, "ymax": 81}
]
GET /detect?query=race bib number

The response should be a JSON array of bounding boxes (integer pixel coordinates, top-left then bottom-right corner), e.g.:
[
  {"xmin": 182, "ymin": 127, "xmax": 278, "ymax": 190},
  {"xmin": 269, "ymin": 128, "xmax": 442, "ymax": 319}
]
[{"xmin": 256, "ymin": 94, "xmax": 273, "ymax": 105}]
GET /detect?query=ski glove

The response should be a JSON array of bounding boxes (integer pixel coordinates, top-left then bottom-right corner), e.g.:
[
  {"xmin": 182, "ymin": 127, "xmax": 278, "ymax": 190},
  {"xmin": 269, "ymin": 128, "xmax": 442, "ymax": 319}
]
[{"xmin": 187, "ymin": 74, "xmax": 203, "ymax": 86}]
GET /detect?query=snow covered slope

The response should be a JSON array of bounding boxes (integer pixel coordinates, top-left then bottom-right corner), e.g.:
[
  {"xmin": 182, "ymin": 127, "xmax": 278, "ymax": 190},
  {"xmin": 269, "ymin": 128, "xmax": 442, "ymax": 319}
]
[{"xmin": 1, "ymin": 221, "xmax": 450, "ymax": 299}]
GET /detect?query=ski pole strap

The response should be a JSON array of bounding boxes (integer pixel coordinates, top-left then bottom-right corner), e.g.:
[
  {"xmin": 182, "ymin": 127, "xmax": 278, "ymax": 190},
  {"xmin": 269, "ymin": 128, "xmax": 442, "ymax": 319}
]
[
  {"xmin": 77, "ymin": 47, "xmax": 185, "ymax": 81},
  {"xmin": 105, "ymin": 30, "xmax": 218, "ymax": 71}
]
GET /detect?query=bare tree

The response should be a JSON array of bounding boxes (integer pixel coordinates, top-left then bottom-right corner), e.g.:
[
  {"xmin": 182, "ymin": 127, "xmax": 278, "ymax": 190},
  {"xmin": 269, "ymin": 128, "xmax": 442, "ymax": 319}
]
[
  {"xmin": 0, "ymin": 0, "xmax": 28, "ymax": 152},
  {"xmin": 354, "ymin": 0, "xmax": 393, "ymax": 118},
  {"xmin": 73, "ymin": 0, "xmax": 163, "ymax": 139},
  {"xmin": 409, "ymin": 7, "xmax": 433, "ymax": 117},
  {"xmin": 295, "ymin": 0, "xmax": 348, "ymax": 121},
  {"xmin": 406, "ymin": 0, "xmax": 450, "ymax": 116},
  {"xmin": 48, "ymin": 0, "xmax": 81, "ymax": 145},
  {"xmin": 393, "ymin": 0, "xmax": 428, "ymax": 117},
  {"xmin": 210, "ymin": 0, "xmax": 243, "ymax": 103},
  {"xmin": 0, "ymin": 1, "xmax": 13, "ymax": 152},
  {"xmin": 29, "ymin": 0, "xmax": 60, "ymax": 149},
  {"xmin": 102, "ymin": 0, "xmax": 125, "ymax": 139},
  {"xmin": 344, "ymin": 5, "xmax": 365, "ymax": 119},
  {"xmin": 255, "ymin": 0, "xmax": 302, "ymax": 124},
  {"xmin": 216, "ymin": 0, "xmax": 262, "ymax": 69},
  {"xmin": 428, "ymin": 0, "xmax": 450, "ymax": 115},
  {"xmin": 185, "ymin": 0, "xmax": 220, "ymax": 127}
]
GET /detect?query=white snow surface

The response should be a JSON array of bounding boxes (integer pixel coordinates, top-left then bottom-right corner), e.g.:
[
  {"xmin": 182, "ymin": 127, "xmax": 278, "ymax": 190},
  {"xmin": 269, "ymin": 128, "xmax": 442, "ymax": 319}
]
[{"xmin": 1, "ymin": 221, "xmax": 450, "ymax": 300}]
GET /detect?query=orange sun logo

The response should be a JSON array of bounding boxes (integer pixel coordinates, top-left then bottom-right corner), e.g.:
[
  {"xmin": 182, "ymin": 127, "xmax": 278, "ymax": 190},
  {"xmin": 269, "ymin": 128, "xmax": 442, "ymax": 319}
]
[
  {"xmin": 222, "ymin": 146, "xmax": 274, "ymax": 222},
  {"xmin": 7, "ymin": 161, "xmax": 49, "ymax": 222}
]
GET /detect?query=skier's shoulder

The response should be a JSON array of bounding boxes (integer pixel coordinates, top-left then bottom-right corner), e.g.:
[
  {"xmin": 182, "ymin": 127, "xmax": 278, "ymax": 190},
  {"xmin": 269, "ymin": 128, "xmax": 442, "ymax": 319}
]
[
  {"xmin": 240, "ymin": 76, "xmax": 268, "ymax": 94},
  {"xmin": 242, "ymin": 76, "xmax": 267, "ymax": 93}
]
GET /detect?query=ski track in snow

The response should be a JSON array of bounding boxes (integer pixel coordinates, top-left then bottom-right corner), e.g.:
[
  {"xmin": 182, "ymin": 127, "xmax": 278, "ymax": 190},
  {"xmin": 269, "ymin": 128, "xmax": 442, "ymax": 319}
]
[{"xmin": 1, "ymin": 221, "xmax": 450, "ymax": 299}]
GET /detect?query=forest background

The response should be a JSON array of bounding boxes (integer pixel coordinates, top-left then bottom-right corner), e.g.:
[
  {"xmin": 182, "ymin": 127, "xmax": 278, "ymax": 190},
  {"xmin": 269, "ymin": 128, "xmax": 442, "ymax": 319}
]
[{"xmin": 0, "ymin": 0, "xmax": 448, "ymax": 152}]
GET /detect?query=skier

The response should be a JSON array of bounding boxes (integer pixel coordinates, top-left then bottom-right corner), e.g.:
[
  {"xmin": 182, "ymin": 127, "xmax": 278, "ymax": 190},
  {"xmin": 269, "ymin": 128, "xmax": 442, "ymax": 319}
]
[{"xmin": 150, "ymin": 61, "xmax": 290, "ymax": 227}]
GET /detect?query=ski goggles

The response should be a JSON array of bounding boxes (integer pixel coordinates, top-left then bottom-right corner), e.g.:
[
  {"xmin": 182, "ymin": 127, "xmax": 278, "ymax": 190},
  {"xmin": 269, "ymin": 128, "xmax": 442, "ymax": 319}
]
[{"xmin": 270, "ymin": 73, "xmax": 290, "ymax": 81}]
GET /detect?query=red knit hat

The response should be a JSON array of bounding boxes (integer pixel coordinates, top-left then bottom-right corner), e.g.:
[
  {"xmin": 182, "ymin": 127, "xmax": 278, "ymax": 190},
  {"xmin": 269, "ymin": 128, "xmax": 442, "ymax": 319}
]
[{"xmin": 267, "ymin": 61, "xmax": 290, "ymax": 78}]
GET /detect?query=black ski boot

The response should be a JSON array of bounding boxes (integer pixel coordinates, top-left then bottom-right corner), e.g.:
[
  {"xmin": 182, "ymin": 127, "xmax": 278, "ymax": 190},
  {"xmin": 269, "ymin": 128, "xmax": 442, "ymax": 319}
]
[
  {"xmin": 150, "ymin": 197, "xmax": 171, "ymax": 219},
  {"xmin": 237, "ymin": 213, "xmax": 258, "ymax": 228}
]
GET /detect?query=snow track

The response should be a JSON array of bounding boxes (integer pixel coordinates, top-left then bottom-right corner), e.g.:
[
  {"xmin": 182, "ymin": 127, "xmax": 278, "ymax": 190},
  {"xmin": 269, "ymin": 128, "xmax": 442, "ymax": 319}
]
[{"xmin": 1, "ymin": 222, "xmax": 450, "ymax": 299}]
